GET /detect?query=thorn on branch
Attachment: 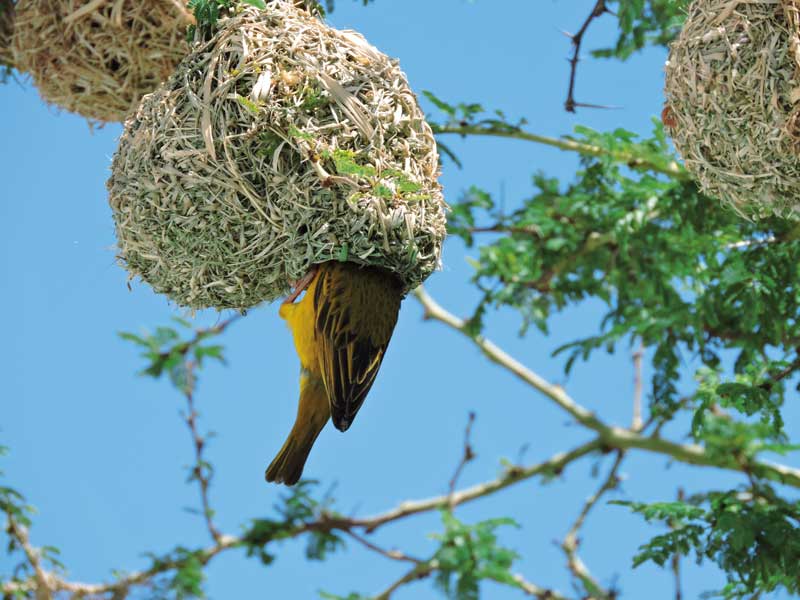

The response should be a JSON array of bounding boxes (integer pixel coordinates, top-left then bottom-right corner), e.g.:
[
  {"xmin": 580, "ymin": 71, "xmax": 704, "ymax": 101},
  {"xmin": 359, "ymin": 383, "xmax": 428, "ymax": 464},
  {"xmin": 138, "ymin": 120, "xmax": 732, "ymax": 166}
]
[{"xmin": 564, "ymin": 0, "xmax": 611, "ymax": 113}]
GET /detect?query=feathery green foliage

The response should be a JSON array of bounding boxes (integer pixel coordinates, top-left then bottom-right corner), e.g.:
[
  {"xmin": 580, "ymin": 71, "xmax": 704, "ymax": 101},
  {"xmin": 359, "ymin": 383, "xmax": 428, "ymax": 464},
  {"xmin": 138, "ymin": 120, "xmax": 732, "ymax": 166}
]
[
  {"xmin": 431, "ymin": 511, "xmax": 523, "ymax": 599},
  {"xmin": 614, "ymin": 488, "xmax": 800, "ymax": 597}
]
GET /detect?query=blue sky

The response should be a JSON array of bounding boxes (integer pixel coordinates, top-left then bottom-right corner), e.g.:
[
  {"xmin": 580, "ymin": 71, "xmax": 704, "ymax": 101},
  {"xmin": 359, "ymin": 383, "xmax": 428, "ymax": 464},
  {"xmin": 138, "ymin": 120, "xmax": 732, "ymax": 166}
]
[{"xmin": 1, "ymin": 1, "xmax": 796, "ymax": 598}]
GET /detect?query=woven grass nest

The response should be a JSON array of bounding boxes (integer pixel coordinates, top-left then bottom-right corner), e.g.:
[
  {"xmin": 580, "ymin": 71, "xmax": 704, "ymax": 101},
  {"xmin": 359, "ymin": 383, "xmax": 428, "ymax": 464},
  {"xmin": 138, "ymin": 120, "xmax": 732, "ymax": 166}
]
[
  {"xmin": 12, "ymin": 0, "xmax": 193, "ymax": 123},
  {"xmin": 663, "ymin": 0, "xmax": 800, "ymax": 218},
  {"xmin": 108, "ymin": 2, "xmax": 446, "ymax": 310},
  {"xmin": 0, "ymin": 0, "xmax": 14, "ymax": 71}
]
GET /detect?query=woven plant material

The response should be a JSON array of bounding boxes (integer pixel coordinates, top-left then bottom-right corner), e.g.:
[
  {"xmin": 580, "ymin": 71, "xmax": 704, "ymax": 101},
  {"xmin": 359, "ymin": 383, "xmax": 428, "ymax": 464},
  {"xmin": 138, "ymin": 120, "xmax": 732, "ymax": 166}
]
[
  {"xmin": 664, "ymin": 0, "xmax": 800, "ymax": 218},
  {"xmin": 108, "ymin": 2, "xmax": 446, "ymax": 310},
  {"xmin": 0, "ymin": 0, "xmax": 14, "ymax": 71},
  {"xmin": 12, "ymin": 0, "xmax": 193, "ymax": 123}
]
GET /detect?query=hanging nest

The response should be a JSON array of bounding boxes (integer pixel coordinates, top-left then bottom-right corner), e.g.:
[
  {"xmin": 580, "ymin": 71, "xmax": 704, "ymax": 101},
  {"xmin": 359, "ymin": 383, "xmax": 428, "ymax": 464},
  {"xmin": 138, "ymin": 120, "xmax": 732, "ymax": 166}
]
[
  {"xmin": 664, "ymin": 0, "xmax": 800, "ymax": 218},
  {"xmin": 108, "ymin": 2, "xmax": 446, "ymax": 310},
  {"xmin": 12, "ymin": 0, "xmax": 193, "ymax": 123},
  {"xmin": 0, "ymin": 0, "xmax": 14, "ymax": 72},
  {"xmin": 663, "ymin": 0, "xmax": 800, "ymax": 219}
]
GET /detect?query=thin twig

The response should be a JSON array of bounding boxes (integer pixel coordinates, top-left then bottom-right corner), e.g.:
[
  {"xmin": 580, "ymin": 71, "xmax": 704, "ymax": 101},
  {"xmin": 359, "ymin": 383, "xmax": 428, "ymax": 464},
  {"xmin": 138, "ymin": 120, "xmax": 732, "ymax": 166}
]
[
  {"xmin": 564, "ymin": 0, "xmax": 611, "ymax": 112},
  {"xmin": 765, "ymin": 351, "xmax": 800, "ymax": 385},
  {"xmin": 343, "ymin": 529, "xmax": 424, "ymax": 565},
  {"xmin": 671, "ymin": 488, "xmax": 685, "ymax": 600},
  {"xmin": 182, "ymin": 361, "xmax": 222, "ymax": 544},
  {"xmin": 448, "ymin": 411, "xmax": 476, "ymax": 502},
  {"xmin": 632, "ymin": 341, "xmax": 644, "ymax": 432},
  {"xmin": 469, "ymin": 224, "xmax": 542, "ymax": 237},
  {"xmin": 561, "ymin": 451, "xmax": 625, "ymax": 598},
  {"xmin": 157, "ymin": 315, "xmax": 241, "ymax": 365}
]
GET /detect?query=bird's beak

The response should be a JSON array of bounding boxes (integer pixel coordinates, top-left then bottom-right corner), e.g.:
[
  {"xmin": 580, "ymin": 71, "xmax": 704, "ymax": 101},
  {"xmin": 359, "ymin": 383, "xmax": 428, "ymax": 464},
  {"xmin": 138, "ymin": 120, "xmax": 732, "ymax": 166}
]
[{"xmin": 283, "ymin": 265, "xmax": 319, "ymax": 304}]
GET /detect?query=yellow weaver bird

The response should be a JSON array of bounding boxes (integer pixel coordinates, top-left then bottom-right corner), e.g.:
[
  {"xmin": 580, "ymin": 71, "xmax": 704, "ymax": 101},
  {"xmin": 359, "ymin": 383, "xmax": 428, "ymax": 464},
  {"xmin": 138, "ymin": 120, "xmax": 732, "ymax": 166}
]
[{"xmin": 265, "ymin": 261, "xmax": 403, "ymax": 485}]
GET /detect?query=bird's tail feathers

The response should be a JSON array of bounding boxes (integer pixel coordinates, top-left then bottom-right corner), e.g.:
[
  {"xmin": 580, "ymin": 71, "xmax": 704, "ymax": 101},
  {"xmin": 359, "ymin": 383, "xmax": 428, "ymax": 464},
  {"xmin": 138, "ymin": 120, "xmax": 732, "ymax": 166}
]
[{"xmin": 265, "ymin": 379, "xmax": 329, "ymax": 486}]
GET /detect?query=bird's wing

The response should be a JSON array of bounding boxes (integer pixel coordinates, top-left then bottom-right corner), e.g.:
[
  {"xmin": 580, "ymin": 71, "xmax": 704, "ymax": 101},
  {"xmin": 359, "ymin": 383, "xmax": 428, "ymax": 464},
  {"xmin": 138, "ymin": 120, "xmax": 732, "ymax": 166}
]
[{"xmin": 313, "ymin": 263, "xmax": 400, "ymax": 431}]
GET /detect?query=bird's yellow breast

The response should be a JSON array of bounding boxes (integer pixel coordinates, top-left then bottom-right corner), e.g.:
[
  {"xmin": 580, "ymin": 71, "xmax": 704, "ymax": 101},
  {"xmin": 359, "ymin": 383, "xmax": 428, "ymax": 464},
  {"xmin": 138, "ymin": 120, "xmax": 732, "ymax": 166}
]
[{"xmin": 279, "ymin": 275, "xmax": 321, "ymax": 374}]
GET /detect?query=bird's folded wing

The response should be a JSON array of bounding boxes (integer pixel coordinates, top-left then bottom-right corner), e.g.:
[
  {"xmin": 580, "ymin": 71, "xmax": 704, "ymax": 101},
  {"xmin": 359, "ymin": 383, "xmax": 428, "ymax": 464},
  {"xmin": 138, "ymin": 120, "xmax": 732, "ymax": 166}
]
[{"xmin": 313, "ymin": 264, "xmax": 396, "ymax": 432}]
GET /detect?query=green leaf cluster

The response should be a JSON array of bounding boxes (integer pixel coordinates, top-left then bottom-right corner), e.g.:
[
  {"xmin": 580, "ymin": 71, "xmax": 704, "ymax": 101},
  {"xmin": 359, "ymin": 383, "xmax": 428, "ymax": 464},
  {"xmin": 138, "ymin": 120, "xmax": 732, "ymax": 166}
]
[
  {"xmin": 119, "ymin": 318, "xmax": 227, "ymax": 393},
  {"xmin": 241, "ymin": 481, "xmax": 345, "ymax": 565},
  {"xmin": 595, "ymin": 0, "xmax": 689, "ymax": 60},
  {"xmin": 147, "ymin": 547, "xmax": 207, "ymax": 599},
  {"xmin": 430, "ymin": 510, "xmax": 522, "ymax": 600},
  {"xmin": 615, "ymin": 489, "xmax": 800, "ymax": 597},
  {"xmin": 0, "ymin": 448, "xmax": 30, "ymax": 532},
  {"xmin": 187, "ymin": 0, "xmax": 266, "ymax": 39}
]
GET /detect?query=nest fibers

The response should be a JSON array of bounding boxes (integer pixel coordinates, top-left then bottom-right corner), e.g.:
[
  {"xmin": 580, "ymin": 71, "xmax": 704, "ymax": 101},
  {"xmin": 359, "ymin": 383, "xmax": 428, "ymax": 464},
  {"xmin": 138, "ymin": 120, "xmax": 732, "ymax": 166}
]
[
  {"xmin": 0, "ymin": 0, "xmax": 14, "ymax": 71},
  {"xmin": 12, "ymin": 0, "xmax": 193, "ymax": 123},
  {"xmin": 663, "ymin": 0, "xmax": 800, "ymax": 218},
  {"xmin": 108, "ymin": 2, "xmax": 446, "ymax": 310}
]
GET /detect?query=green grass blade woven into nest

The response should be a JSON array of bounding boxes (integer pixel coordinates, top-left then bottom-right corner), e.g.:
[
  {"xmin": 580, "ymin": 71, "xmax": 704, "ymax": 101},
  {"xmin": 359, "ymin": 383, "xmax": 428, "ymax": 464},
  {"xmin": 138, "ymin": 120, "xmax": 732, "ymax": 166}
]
[
  {"xmin": 664, "ymin": 0, "xmax": 800, "ymax": 219},
  {"xmin": 108, "ymin": 1, "xmax": 446, "ymax": 310}
]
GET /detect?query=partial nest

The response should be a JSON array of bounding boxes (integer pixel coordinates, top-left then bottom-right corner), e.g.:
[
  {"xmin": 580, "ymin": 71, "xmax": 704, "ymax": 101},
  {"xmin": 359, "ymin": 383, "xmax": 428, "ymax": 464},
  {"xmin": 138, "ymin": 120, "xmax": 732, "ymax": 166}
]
[
  {"xmin": 664, "ymin": 0, "xmax": 800, "ymax": 218},
  {"xmin": 0, "ymin": 0, "xmax": 14, "ymax": 71},
  {"xmin": 12, "ymin": 0, "xmax": 193, "ymax": 123},
  {"xmin": 108, "ymin": 2, "xmax": 446, "ymax": 310}
]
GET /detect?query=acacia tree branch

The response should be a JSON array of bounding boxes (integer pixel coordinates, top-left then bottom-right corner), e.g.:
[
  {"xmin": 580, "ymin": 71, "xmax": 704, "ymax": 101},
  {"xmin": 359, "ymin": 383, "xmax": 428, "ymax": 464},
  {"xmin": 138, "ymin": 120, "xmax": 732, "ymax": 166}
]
[
  {"xmin": 370, "ymin": 561, "xmax": 570, "ymax": 600},
  {"xmin": 1, "ymin": 439, "xmax": 601, "ymax": 598},
  {"xmin": 512, "ymin": 573, "xmax": 571, "ymax": 599},
  {"xmin": 0, "ymin": 534, "xmax": 240, "ymax": 598},
  {"xmin": 432, "ymin": 123, "xmax": 688, "ymax": 180},
  {"xmin": 414, "ymin": 286, "xmax": 609, "ymax": 433},
  {"xmin": 373, "ymin": 562, "xmax": 436, "ymax": 600},
  {"xmin": 5, "ymin": 515, "xmax": 53, "ymax": 600},
  {"xmin": 412, "ymin": 286, "xmax": 800, "ymax": 489},
  {"xmin": 346, "ymin": 439, "xmax": 604, "ymax": 533}
]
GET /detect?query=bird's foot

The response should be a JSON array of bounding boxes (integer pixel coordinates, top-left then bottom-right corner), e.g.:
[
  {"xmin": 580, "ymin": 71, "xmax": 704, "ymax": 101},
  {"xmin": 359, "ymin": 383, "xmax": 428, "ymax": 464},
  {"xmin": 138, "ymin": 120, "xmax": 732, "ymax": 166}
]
[{"xmin": 283, "ymin": 265, "xmax": 319, "ymax": 304}]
